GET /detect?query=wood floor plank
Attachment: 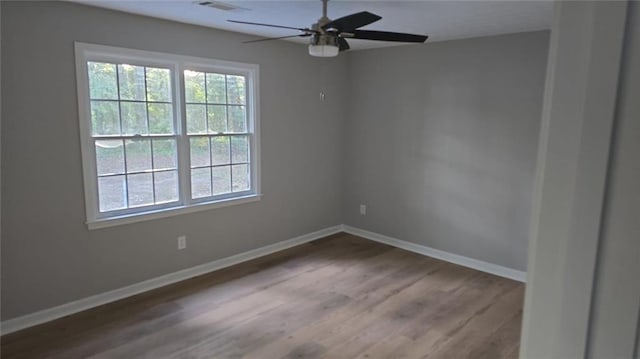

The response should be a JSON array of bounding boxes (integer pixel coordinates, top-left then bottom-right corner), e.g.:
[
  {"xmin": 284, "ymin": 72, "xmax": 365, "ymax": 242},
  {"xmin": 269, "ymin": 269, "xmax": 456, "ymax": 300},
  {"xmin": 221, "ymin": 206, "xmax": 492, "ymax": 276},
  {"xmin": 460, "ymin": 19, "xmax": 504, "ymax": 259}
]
[
  {"xmin": 318, "ymin": 268, "xmax": 482, "ymax": 358},
  {"xmin": 1, "ymin": 234, "xmax": 524, "ymax": 359},
  {"xmin": 164, "ymin": 249, "xmax": 418, "ymax": 358},
  {"xmin": 423, "ymin": 285, "xmax": 525, "ymax": 359},
  {"xmin": 240, "ymin": 252, "xmax": 444, "ymax": 359},
  {"xmin": 466, "ymin": 311, "xmax": 523, "ymax": 359}
]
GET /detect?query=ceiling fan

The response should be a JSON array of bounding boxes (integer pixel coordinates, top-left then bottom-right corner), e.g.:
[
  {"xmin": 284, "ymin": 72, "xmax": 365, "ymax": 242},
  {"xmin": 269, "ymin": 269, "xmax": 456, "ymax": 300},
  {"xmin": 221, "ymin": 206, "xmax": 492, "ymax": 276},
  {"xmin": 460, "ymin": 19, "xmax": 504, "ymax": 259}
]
[{"xmin": 228, "ymin": 0, "xmax": 428, "ymax": 57}]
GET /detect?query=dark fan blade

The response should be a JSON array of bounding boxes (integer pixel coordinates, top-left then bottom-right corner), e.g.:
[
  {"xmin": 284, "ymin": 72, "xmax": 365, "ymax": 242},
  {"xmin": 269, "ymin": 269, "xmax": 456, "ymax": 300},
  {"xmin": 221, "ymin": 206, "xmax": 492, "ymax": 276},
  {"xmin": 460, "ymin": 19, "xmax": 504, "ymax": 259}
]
[
  {"xmin": 228, "ymin": 20, "xmax": 315, "ymax": 33},
  {"xmin": 350, "ymin": 30, "xmax": 428, "ymax": 43},
  {"xmin": 338, "ymin": 37, "xmax": 350, "ymax": 51},
  {"xmin": 243, "ymin": 34, "xmax": 312, "ymax": 44},
  {"xmin": 322, "ymin": 11, "xmax": 381, "ymax": 31}
]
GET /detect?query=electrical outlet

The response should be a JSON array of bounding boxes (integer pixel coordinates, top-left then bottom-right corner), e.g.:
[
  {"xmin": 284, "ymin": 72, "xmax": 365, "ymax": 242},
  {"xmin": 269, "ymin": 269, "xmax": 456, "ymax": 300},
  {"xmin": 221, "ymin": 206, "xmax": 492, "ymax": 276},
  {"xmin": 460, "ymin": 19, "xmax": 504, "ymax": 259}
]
[
  {"xmin": 177, "ymin": 235, "xmax": 187, "ymax": 250},
  {"xmin": 360, "ymin": 204, "xmax": 367, "ymax": 215}
]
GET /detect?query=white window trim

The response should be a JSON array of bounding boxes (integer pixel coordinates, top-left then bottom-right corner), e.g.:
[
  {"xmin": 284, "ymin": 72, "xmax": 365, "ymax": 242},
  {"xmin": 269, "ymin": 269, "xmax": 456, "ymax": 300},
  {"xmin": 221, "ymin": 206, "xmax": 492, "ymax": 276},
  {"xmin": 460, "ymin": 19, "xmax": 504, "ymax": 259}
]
[{"xmin": 74, "ymin": 42, "xmax": 261, "ymax": 230}]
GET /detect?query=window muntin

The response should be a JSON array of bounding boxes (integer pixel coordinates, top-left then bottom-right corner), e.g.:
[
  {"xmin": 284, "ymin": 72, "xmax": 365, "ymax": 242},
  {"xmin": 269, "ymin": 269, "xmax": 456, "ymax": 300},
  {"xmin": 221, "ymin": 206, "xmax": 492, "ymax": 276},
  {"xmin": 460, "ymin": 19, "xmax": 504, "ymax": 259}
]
[{"xmin": 76, "ymin": 43, "xmax": 260, "ymax": 228}]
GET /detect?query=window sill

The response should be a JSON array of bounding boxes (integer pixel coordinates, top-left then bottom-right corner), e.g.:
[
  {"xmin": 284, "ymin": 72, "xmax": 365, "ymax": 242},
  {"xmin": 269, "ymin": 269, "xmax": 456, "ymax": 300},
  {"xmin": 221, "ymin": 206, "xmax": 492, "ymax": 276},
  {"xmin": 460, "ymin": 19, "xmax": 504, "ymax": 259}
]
[{"xmin": 87, "ymin": 194, "xmax": 262, "ymax": 230}]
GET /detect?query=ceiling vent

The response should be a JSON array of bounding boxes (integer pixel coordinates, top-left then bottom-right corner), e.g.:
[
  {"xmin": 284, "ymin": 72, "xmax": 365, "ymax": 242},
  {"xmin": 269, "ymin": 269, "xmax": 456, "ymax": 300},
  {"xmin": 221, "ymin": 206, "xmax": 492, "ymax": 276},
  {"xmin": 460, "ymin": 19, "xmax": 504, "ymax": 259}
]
[{"xmin": 195, "ymin": 1, "xmax": 249, "ymax": 12}]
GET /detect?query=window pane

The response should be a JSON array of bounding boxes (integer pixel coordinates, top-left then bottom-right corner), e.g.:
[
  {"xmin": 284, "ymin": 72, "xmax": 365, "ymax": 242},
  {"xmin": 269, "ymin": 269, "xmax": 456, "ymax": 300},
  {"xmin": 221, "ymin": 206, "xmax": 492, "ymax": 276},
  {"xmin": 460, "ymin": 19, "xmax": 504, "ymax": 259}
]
[
  {"xmin": 228, "ymin": 106, "xmax": 246, "ymax": 132},
  {"xmin": 232, "ymin": 164, "xmax": 250, "ymax": 192},
  {"xmin": 154, "ymin": 170, "xmax": 178, "ymax": 203},
  {"xmin": 206, "ymin": 73, "xmax": 226, "ymax": 104},
  {"xmin": 128, "ymin": 173, "xmax": 154, "ymax": 207},
  {"xmin": 190, "ymin": 137, "xmax": 210, "ymax": 167},
  {"xmin": 212, "ymin": 166, "xmax": 231, "ymax": 195},
  {"xmin": 91, "ymin": 100, "xmax": 120, "ymax": 136},
  {"xmin": 121, "ymin": 102, "xmax": 148, "ymax": 135},
  {"xmin": 88, "ymin": 62, "xmax": 118, "ymax": 100},
  {"xmin": 231, "ymin": 136, "xmax": 248, "ymax": 164},
  {"xmin": 148, "ymin": 103, "xmax": 174, "ymax": 134},
  {"xmin": 226, "ymin": 75, "xmax": 246, "ymax": 105},
  {"xmin": 191, "ymin": 168, "xmax": 212, "ymax": 198},
  {"xmin": 184, "ymin": 70, "xmax": 205, "ymax": 103},
  {"xmin": 186, "ymin": 104, "xmax": 206, "ymax": 134},
  {"xmin": 153, "ymin": 139, "xmax": 177, "ymax": 170},
  {"xmin": 96, "ymin": 139, "xmax": 124, "ymax": 175},
  {"xmin": 211, "ymin": 136, "xmax": 230, "ymax": 166},
  {"xmin": 146, "ymin": 67, "xmax": 171, "ymax": 102},
  {"xmin": 118, "ymin": 64, "xmax": 146, "ymax": 101},
  {"xmin": 125, "ymin": 139, "xmax": 152, "ymax": 172},
  {"xmin": 98, "ymin": 175, "xmax": 126, "ymax": 211},
  {"xmin": 207, "ymin": 105, "xmax": 227, "ymax": 133}
]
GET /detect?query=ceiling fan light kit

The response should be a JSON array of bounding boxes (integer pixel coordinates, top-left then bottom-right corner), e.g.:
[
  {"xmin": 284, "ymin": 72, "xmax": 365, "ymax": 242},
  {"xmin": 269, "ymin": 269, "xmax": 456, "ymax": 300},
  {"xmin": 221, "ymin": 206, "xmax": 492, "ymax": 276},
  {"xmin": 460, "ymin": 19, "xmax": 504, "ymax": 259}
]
[
  {"xmin": 308, "ymin": 34, "xmax": 340, "ymax": 57},
  {"xmin": 228, "ymin": 0, "xmax": 428, "ymax": 57}
]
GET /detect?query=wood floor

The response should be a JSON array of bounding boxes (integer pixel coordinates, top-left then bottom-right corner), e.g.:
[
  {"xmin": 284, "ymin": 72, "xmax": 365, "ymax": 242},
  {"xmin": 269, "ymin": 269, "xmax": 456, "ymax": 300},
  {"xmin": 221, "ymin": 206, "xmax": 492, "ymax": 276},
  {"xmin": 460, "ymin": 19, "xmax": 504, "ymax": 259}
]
[{"xmin": 1, "ymin": 233, "xmax": 524, "ymax": 359}]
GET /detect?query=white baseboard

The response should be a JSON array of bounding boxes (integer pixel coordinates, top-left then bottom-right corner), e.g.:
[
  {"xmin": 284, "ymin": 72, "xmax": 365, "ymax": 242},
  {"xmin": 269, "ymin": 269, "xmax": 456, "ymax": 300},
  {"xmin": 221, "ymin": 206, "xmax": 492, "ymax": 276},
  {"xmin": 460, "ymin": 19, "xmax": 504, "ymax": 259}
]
[
  {"xmin": 0, "ymin": 225, "xmax": 343, "ymax": 335},
  {"xmin": 1, "ymin": 224, "xmax": 526, "ymax": 335},
  {"xmin": 342, "ymin": 225, "xmax": 527, "ymax": 283}
]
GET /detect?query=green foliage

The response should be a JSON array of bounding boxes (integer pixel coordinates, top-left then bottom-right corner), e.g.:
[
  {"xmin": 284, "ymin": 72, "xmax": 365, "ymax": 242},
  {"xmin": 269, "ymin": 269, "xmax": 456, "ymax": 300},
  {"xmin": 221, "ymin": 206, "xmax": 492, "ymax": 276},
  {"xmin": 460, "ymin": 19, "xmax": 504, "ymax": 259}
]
[
  {"xmin": 148, "ymin": 103, "xmax": 173, "ymax": 134},
  {"xmin": 88, "ymin": 62, "xmax": 175, "ymax": 136},
  {"xmin": 184, "ymin": 70, "xmax": 247, "ymax": 134},
  {"xmin": 88, "ymin": 62, "xmax": 118, "ymax": 100},
  {"xmin": 91, "ymin": 100, "xmax": 120, "ymax": 135},
  {"xmin": 185, "ymin": 71, "xmax": 206, "ymax": 103},
  {"xmin": 186, "ymin": 104, "xmax": 207, "ymax": 134},
  {"xmin": 208, "ymin": 105, "xmax": 227, "ymax": 133},
  {"xmin": 207, "ymin": 73, "xmax": 226, "ymax": 103},
  {"xmin": 146, "ymin": 67, "xmax": 171, "ymax": 102},
  {"xmin": 226, "ymin": 75, "xmax": 246, "ymax": 105},
  {"xmin": 118, "ymin": 64, "xmax": 146, "ymax": 101},
  {"xmin": 121, "ymin": 102, "xmax": 147, "ymax": 135},
  {"xmin": 228, "ymin": 106, "xmax": 246, "ymax": 132}
]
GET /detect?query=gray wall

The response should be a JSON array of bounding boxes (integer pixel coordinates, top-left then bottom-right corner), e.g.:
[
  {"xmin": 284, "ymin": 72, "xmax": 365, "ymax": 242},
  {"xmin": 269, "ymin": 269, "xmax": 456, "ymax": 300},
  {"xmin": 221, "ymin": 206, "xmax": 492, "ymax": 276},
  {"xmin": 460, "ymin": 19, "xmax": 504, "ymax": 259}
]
[
  {"xmin": 1, "ymin": 1, "xmax": 347, "ymax": 320},
  {"xmin": 343, "ymin": 31, "xmax": 548, "ymax": 271},
  {"xmin": 1, "ymin": 1, "xmax": 549, "ymax": 321}
]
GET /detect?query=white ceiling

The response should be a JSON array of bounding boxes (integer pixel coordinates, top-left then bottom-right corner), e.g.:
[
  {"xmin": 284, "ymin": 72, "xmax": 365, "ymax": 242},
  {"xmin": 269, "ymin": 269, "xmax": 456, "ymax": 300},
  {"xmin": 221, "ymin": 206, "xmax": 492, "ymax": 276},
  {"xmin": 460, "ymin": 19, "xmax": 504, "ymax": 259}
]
[{"xmin": 72, "ymin": 0, "xmax": 553, "ymax": 50}]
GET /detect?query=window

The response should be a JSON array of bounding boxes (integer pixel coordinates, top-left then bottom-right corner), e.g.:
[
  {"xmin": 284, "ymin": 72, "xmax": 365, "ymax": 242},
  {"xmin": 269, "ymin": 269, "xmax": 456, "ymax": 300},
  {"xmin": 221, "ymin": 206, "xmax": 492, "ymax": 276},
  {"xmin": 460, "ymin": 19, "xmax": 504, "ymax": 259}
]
[
  {"xmin": 183, "ymin": 71, "xmax": 251, "ymax": 199},
  {"xmin": 89, "ymin": 62, "xmax": 178, "ymax": 212},
  {"xmin": 75, "ymin": 43, "xmax": 260, "ymax": 229}
]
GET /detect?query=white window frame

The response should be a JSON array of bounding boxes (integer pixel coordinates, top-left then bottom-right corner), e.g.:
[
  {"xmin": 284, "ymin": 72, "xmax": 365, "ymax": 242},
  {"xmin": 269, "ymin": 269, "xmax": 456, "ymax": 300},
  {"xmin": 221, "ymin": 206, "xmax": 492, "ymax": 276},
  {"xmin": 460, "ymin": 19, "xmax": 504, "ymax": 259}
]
[{"xmin": 75, "ymin": 42, "xmax": 261, "ymax": 230}]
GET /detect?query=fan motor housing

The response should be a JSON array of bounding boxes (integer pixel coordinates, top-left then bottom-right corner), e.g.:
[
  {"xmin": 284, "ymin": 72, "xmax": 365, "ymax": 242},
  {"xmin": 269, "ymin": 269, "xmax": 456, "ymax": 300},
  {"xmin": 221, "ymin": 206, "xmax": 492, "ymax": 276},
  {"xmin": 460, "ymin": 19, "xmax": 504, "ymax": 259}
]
[{"xmin": 310, "ymin": 33, "xmax": 339, "ymax": 47}]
